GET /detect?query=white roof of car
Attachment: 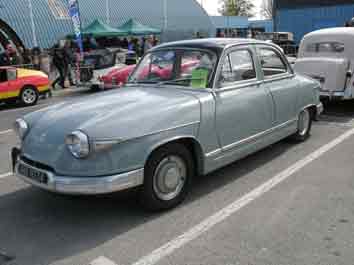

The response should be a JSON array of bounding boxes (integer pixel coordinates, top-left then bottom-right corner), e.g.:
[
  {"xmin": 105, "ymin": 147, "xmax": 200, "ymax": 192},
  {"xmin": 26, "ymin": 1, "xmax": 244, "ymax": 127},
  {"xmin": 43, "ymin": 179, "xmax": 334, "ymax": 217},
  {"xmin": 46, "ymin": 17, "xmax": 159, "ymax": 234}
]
[{"xmin": 304, "ymin": 27, "xmax": 354, "ymax": 39}]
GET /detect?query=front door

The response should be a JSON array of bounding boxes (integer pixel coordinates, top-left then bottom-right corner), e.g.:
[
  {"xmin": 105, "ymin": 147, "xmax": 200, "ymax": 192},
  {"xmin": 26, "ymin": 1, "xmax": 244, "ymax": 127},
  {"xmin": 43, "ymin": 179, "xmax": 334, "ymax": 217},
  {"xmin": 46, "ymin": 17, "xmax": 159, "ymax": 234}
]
[{"xmin": 214, "ymin": 47, "xmax": 274, "ymax": 153}]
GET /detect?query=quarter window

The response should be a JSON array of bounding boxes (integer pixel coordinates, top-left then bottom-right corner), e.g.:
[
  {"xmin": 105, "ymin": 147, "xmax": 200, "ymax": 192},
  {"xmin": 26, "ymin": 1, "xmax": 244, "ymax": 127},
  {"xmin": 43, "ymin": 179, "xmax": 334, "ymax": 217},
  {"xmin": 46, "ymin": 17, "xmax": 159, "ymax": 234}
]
[
  {"xmin": 218, "ymin": 49, "xmax": 256, "ymax": 88},
  {"xmin": 0, "ymin": 69, "xmax": 7, "ymax": 82},
  {"xmin": 259, "ymin": 48, "xmax": 288, "ymax": 78}
]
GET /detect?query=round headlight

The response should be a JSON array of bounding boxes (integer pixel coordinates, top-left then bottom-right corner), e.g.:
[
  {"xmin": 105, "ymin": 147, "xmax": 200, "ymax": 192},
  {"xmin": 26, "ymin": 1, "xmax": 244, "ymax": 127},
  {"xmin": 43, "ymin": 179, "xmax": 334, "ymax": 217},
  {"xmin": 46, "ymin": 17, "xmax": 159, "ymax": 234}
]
[
  {"xmin": 14, "ymin": 119, "xmax": 28, "ymax": 140},
  {"xmin": 65, "ymin": 131, "xmax": 90, "ymax": 159}
]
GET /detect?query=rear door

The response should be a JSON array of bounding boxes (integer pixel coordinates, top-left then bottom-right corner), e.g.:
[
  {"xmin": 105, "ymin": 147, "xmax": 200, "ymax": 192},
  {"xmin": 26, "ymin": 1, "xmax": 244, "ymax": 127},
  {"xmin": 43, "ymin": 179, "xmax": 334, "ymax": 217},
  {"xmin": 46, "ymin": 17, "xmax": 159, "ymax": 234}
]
[
  {"xmin": 214, "ymin": 45, "xmax": 274, "ymax": 152},
  {"xmin": 256, "ymin": 45, "xmax": 299, "ymax": 126}
]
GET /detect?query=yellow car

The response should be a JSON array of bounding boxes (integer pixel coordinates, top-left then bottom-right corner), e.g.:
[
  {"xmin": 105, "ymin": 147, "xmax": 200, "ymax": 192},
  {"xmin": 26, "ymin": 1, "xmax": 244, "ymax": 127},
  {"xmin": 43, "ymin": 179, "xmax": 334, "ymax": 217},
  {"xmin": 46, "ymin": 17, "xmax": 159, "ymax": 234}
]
[{"xmin": 0, "ymin": 67, "xmax": 51, "ymax": 106}]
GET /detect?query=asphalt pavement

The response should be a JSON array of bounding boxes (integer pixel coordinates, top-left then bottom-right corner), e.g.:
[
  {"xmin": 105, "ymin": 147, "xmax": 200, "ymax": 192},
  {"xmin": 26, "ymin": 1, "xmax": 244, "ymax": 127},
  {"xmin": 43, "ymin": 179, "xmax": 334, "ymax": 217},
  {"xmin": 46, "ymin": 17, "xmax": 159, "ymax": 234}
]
[{"xmin": 0, "ymin": 93, "xmax": 353, "ymax": 265}]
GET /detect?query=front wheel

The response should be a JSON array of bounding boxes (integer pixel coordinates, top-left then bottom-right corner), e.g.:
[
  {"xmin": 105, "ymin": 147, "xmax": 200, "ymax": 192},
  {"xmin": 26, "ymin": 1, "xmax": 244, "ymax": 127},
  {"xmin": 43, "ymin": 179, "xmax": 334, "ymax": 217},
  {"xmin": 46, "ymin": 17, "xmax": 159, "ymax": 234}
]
[
  {"xmin": 290, "ymin": 108, "xmax": 312, "ymax": 142},
  {"xmin": 20, "ymin": 86, "xmax": 39, "ymax": 106},
  {"xmin": 139, "ymin": 143, "xmax": 194, "ymax": 211}
]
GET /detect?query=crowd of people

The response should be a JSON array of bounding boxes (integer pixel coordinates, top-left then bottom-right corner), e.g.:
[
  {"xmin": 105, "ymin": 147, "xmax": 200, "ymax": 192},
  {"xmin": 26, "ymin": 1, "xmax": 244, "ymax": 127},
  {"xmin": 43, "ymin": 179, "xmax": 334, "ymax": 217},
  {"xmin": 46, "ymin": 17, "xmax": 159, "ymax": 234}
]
[
  {"xmin": 0, "ymin": 44, "xmax": 34, "ymax": 67},
  {"xmin": 79, "ymin": 35, "xmax": 159, "ymax": 57}
]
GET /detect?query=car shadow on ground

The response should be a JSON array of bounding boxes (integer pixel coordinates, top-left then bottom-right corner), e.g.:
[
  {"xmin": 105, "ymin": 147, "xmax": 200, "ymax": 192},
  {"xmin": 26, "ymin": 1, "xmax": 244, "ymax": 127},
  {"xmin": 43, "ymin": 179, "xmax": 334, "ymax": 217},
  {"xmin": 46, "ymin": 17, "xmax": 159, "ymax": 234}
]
[
  {"xmin": 322, "ymin": 99, "xmax": 354, "ymax": 117},
  {"xmin": 0, "ymin": 139, "xmax": 293, "ymax": 265}
]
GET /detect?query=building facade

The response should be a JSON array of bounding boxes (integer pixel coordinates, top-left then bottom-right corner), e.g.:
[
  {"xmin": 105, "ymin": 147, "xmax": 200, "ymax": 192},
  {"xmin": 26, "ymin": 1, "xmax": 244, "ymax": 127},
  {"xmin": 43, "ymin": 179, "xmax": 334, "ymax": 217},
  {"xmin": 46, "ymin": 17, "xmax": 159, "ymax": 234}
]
[
  {"xmin": 274, "ymin": 0, "xmax": 354, "ymax": 45},
  {"xmin": 0, "ymin": 0, "xmax": 215, "ymax": 50},
  {"xmin": 211, "ymin": 16, "xmax": 273, "ymax": 38}
]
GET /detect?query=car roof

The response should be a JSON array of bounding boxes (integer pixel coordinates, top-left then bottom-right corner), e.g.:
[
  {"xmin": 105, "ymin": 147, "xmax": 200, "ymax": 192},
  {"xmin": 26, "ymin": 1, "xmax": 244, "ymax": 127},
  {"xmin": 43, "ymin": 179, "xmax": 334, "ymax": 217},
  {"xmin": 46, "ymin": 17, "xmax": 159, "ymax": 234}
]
[
  {"xmin": 304, "ymin": 27, "xmax": 354, "ymax": 39},
  {"xmin": 151, "ymin": 38, "xmax": 268, "ymax": 55}
]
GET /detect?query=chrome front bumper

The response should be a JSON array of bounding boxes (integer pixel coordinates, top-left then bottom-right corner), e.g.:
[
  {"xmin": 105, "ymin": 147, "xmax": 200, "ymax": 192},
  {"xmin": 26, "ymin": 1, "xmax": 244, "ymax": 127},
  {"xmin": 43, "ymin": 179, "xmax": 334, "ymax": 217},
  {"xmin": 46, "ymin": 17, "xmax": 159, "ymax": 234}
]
[{"xmin": 14, "ymin": 159, "xmax": 144, "ymax": 195}]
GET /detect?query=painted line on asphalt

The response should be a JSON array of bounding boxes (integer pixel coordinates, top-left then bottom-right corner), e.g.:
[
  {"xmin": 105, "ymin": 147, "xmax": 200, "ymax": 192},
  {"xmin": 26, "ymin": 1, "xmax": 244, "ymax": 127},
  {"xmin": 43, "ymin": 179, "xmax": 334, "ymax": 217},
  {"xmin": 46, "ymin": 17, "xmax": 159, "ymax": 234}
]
[
  {"xmin": 0, "ymin": 172, "xmax": 12, "ymax": 179},
  {"xmin": 90, "ymin": 256, "xmax": 117, "ymax": 265},
  {"xmin": 0, "ymin": 129, "xmax": 13, "ymax": 135},
  {"xmin": 131, "ymin": 127, "xmax": 354, "ymax": 265},
  {"xmin": 0, "ymin": 102, "xmax": 52, "ymax": 114}
]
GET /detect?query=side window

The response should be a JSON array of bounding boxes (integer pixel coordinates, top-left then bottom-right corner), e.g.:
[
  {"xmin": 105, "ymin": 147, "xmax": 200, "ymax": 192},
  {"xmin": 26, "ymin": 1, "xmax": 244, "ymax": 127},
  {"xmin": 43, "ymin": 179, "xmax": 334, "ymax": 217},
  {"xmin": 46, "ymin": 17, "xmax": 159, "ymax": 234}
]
[
  {"xmin": 218, "ymin": 49, "xmax": 256, "ymax": 88},
  {"xmin": 0, "ymin": 69, "xmax": 7, "ymax": 83},
  {"xmin": 259, "ymin": 48, "xmax": 288, "ymax": 78}
]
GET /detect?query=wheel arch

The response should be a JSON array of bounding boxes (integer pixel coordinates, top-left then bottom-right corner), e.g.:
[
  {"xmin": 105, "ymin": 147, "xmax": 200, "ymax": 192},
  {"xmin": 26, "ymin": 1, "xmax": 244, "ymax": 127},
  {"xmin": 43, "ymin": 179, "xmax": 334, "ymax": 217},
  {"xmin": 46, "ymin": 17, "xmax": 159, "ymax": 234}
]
[
  {"xmin": 302, "ymin": 104, "xmax": 317, "ymax": 120},
  {"xmin": 145, "ymin": 136, "xmax": 205, "ymax": 177},
  {"xmin": 20, "ymin": 84, "xmax": 39, "ymax": 94}
]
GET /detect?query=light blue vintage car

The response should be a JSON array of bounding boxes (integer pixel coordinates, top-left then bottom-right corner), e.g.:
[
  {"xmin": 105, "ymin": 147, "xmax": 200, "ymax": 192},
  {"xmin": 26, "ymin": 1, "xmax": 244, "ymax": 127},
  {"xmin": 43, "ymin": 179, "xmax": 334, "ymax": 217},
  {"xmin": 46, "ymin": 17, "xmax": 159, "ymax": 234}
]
[{"xmin": 12, "ymin": 39, "xmax": 323, "ymax": 210}]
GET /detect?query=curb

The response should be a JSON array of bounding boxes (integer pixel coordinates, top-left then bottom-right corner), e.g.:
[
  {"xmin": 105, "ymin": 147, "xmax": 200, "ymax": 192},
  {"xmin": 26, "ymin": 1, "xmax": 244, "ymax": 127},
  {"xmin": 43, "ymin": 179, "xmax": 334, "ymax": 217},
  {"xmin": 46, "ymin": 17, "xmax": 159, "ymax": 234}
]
[{"xmin": 51, "ymin": 86, "xmax": 90, "ymax": 97}]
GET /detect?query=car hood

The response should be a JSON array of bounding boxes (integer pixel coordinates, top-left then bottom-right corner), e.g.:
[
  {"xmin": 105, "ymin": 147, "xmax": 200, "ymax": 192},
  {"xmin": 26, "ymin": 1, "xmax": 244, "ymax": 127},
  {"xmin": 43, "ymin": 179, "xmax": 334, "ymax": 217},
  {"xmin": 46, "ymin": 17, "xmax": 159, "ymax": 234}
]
[
  {"xmin": 17, "ymin": 68, "xmax": 48, "ymax": 78},
  {"xmin": 22, "ymin": 86, "xmax": 201, "ymax": 164}
]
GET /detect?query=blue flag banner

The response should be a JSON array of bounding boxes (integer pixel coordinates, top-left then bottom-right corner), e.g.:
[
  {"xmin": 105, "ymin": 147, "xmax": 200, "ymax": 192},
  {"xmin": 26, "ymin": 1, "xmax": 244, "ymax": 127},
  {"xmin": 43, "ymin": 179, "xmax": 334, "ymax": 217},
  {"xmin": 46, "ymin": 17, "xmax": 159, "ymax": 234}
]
[{"xmin": 68, "ymin": 0, "xmax": 83, "ymax": 55}]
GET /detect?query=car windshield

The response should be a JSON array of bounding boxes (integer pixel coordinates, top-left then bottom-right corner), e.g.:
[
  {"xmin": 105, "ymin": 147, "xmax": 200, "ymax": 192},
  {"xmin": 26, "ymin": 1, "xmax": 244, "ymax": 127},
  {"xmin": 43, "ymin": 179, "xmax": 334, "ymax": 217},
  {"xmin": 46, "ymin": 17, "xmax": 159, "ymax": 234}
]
[{"xmin": 128, "ymin": 49, "xmax": 216, "ymax": 88}]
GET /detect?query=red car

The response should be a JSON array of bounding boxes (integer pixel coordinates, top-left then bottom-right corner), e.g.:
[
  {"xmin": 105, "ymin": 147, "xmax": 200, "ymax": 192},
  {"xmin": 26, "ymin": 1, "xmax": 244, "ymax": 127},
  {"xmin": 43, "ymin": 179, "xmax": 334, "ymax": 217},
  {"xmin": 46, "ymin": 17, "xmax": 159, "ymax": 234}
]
[{"xmin": 101, "ymin": 60, "xmax": 199, "ymax": 89}]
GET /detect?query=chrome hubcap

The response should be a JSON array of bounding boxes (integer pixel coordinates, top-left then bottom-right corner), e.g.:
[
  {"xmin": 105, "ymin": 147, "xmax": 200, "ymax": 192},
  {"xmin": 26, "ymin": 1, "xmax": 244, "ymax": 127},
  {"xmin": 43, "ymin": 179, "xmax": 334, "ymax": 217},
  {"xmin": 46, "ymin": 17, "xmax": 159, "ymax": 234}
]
[
  {"xmin": 298, "ymin": 109, "xmax": 310, "ymax": 136},
  {"xmin": 22, "ymin": 89, "xmax": 36, "ymax": 104},
  {"xmin": 153, "ymin": 156, "xmax": 187, "ymax": 201}
]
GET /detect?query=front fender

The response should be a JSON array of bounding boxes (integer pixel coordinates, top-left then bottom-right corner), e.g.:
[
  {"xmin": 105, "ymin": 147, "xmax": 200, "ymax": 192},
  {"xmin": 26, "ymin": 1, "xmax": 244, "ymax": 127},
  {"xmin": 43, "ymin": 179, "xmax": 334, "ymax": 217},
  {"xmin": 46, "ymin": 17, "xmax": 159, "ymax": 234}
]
[{"xmin": 52, "ymin": 122, "xmax": 200, "ymax": 177}]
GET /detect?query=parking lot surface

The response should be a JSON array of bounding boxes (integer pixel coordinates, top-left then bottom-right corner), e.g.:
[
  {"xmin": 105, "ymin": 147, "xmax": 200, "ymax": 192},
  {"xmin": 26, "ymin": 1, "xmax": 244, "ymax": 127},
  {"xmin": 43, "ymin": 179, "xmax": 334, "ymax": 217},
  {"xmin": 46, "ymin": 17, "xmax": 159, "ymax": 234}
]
[{"xmin": 0, "ymin": 94, "xmax": 353, "ymax": 265}]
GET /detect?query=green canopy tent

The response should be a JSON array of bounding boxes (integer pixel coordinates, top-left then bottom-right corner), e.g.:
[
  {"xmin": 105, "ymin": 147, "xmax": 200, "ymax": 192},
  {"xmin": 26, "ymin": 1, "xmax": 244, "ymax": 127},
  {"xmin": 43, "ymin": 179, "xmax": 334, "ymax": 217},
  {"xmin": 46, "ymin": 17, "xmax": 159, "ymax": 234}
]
[
  {"xmin": 67, "ymin": 19, "xmax": 127, "ymax": 38},
  {"xmin": 117, "ymin": 19, "xmax": 161, "ymax": 36}
]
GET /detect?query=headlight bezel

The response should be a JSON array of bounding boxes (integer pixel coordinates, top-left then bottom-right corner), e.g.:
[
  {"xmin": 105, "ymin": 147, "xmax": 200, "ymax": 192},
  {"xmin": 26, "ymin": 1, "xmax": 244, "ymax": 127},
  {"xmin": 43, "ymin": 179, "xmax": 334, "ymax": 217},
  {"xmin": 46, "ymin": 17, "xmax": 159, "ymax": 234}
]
[
  {"xmin": 14, "ymin": 118, "xmax": 29, "ymax": 140},
  {"xmin": 65, "ymin": 131, "xmax": 90, "ymax": 159}
]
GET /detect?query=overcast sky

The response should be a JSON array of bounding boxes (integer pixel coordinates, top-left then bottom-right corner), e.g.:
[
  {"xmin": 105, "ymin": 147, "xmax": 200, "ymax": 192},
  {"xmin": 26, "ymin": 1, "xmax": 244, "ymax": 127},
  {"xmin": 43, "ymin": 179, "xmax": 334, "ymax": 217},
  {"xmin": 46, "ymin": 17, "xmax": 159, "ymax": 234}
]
[{"xmin": 196, "ymin": 0, "xmax": 263, "ymax": 18}]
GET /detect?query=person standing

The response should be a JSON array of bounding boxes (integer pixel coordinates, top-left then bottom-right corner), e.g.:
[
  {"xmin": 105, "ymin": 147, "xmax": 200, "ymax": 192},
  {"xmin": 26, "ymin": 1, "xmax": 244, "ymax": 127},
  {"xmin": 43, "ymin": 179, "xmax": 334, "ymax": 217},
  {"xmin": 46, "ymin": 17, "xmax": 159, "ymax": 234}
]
[
  {"xmin": 140, "ymin": 37, "xmax": 146, "ymax": 57},
  {"xmin": 63, "ymin": 41, "xmax": 75, "ymax": 87},
  {"xmin": 51, "ymin": 44, "xmax": 65, "ymax": 89},
  {"xmin": 6, "ymin": 44, "xmax": 19, "ymax": 65},
  {"xmin": 145, "ymin": 36, "xmax": 153, "ymax": 53}
]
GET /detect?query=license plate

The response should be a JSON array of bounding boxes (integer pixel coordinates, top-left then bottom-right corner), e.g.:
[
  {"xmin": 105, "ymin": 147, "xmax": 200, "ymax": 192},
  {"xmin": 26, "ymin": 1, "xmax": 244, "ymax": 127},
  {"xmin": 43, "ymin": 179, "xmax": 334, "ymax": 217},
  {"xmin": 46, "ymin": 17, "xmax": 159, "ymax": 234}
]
[{"xmin": 18, "ymin": 163, "xmax": 48, "ymax": 184}]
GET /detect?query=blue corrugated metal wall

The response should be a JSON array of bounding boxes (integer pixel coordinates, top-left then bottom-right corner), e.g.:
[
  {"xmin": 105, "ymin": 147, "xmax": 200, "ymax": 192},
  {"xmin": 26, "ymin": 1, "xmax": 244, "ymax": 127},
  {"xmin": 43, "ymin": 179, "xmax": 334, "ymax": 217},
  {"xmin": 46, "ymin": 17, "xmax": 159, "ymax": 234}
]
[
  {"xmin": 0, "ymin": 0, "xmax": 215, "ymax": 48},
  {"xmin": 211, "ymin": 16, "xmax": 249, "ymax": 29},
  {"xmin": 249, "ymin": 20, "xmax": 273, "ymax": 32},
  {"xmin": 276, "ymin": 4, "xmax": 354, "ymax": 45}
]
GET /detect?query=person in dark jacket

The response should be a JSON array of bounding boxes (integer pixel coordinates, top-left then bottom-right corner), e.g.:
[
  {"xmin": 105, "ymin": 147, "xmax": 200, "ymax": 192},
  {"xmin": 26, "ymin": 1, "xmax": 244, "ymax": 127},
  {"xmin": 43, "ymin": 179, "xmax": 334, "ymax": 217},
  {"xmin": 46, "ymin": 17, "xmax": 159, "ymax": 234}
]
[
  {"xmin": 63, "ymin": 41, "xmax": 74, "ymax": 86},
  {"xmin": 51, "ymin": 44, "xmax": 65, "ymax": 89},
  {"xmin": 0, "ymin": 52, "xmax": 10, "ymax": 66}
]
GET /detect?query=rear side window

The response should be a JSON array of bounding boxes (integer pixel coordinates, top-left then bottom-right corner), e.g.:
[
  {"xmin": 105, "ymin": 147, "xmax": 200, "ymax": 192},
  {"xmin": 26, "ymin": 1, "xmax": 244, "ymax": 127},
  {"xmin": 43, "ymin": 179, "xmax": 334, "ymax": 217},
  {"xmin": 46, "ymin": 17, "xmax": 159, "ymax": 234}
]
[
  {"xmin": 258, "ymin": 48, "xmax": 288, "ymax": 78},
  {"xmin": 306, "ymin": 42, "xmax": 344, "ymax": 53},
  {"xmin": 0, "ymin": 69, "xmax": 7, "ymax": 82}
]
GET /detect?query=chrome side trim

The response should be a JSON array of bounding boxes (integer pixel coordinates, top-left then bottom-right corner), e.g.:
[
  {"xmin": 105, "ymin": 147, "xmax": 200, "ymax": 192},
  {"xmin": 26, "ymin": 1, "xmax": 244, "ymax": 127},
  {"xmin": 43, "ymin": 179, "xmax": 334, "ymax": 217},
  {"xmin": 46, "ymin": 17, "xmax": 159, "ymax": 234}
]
[
  {"xmin": 15, "ymin": 159, "xmax": 144, "ymax": 195},
  {"xmin": 262, "ymin": 74, "xmax": 295, "ymax": 84},
  {"xmin": 205, "ymin": 148, "xmax": 222, "ymax": 158},
  {"xmin": 223, "ymin": 119, "xmax": 297, "ymax": 152},
  {"xmin": 205, "ymin": 118, "xmax": 297, "ymax": 158},
  {"xmin": 216, "ymin": 80, "xmax": 263, "ymax": 92},
  {"xmin": 92, "ymin": 121, "xmax": 200, "ymax": 142}
]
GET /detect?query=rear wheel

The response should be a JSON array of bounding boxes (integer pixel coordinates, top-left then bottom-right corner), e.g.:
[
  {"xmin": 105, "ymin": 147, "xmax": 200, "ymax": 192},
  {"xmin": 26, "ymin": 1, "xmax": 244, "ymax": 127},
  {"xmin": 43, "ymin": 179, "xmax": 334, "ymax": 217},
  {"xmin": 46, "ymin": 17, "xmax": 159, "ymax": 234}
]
[
  {"xmin": 20, "ymin": 86, "xmax": 38, "ymax": 106},
  {"xmin": 139, "ymin": 143, "xmax": 194, "ymax": 211},
  {"xmin": 291, "ymin": 108, "xmax": 312, "ymax": 142}
]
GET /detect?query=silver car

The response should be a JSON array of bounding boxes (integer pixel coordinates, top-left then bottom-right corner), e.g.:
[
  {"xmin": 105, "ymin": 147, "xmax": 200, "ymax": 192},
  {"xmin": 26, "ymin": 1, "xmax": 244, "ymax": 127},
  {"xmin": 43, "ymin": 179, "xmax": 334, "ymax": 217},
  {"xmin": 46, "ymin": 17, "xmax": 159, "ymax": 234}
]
[{"xmin": 12, "ymin": 38, "xmax": 323, "ymax": 211}]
